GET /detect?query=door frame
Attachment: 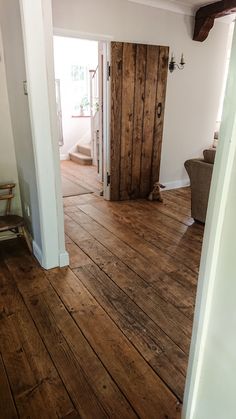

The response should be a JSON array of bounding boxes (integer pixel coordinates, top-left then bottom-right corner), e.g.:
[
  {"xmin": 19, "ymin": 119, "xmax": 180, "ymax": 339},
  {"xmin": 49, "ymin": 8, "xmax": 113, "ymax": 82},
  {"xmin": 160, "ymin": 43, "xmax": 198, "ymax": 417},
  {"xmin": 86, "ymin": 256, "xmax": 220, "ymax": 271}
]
[
  {"xmin": 19, "ymin": 0, "xmax": 69, "ymax": 269},
  {"xmin": 55, "ymin": 78, "xmax": 64, "ymax": 147},
  {"xmin": 183, "ymin": 25, "xmax": 236, "ymax": 418},
  {"xmin": 53, "ymin": 28, "xmax": 111, "ymax": 200},
  {"xmin": 102, "ymin": 40, "xmax": 111, "ymax": 200}
]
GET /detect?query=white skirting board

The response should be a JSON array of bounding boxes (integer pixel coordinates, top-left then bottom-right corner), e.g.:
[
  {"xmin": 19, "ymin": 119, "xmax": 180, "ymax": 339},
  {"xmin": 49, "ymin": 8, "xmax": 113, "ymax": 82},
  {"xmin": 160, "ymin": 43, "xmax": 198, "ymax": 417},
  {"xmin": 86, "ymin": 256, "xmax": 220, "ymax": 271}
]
[
  {"xmin": 33, "ymin": 240, "xmax": 69, "ymax": 269},
  {"xmin": 33, "ymin": 240, "xmax": 43, "ymax": 265},
  {"xmin": 59, "ymin": 250, "xmax": 70, "ymax": 267},
  {"xmin": 162, "ymin": 179, "xmax": 190, "ymax": 191}
]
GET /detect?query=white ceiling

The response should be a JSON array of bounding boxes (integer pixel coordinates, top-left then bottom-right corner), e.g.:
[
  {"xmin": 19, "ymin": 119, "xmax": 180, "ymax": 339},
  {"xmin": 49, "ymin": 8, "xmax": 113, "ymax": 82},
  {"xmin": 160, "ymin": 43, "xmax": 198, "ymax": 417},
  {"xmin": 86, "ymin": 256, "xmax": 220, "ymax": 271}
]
[
  {"xmin": 128, "ymin": 0, "xmax": 216, "ymax": 16},
  {"xmin": 174, "ymin": 0, "xmax": 212, "ymax": 6},
  {"xmin": 174, "ymin": 0, "xmax": 236, "ymax": 21}
]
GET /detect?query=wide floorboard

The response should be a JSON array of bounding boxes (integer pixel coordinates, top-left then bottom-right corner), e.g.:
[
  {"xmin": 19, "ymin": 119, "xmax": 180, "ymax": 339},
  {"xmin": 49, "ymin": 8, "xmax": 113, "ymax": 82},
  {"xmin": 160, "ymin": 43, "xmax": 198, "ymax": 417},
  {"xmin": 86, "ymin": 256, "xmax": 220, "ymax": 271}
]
[
  {"xmin": 61, "ymin": 160, "xmax": 102, "ymax": 195},
  {"xmin": 0, "ymin": 186, "xmax": 204, "ymax": 418}
]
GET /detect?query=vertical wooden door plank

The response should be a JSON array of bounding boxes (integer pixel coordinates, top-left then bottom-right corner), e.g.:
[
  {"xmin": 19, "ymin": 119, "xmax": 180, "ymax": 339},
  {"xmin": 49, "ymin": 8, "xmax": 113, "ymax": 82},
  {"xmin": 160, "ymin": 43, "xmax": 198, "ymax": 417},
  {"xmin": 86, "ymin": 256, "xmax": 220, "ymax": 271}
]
[
  {"xmin": 131, "ymin": 44, "xmax": 147, "ymax": 199},
  {"xmin": 110, "ymin": 42, "xmax": 123, "ymax": 201},
  {"xmin": 110, "ymin": 42, "xmax": 168, "ymax": 201},
  {"xmin": 140, "ymin": 45, "xmax": 160, "ymax": 198},
  {"xmin": 151, "ymin": 46, "xmax": 169, "ymax": 185},
  {"xmin": 120, "ymin": 43, "xmax": 136, "ymax": 200}
]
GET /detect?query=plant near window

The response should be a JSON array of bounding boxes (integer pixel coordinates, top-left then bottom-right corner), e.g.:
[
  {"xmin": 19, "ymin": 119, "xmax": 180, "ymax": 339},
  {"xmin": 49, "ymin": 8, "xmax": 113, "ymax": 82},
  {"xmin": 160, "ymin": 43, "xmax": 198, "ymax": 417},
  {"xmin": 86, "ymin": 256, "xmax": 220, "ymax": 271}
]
[
  {"xmin": 94, "ymin": 101, "xmax": 99, "ymax": 113},
  {"xmin": 79, "ymin": 96, "xmax": 90, "ymax": 116}
]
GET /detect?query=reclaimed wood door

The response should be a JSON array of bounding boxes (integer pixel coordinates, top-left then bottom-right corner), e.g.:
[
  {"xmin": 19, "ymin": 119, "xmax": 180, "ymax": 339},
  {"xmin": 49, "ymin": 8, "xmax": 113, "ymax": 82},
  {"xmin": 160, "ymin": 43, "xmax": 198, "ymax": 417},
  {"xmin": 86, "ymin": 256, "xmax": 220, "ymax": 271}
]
[{"xmin": 110, "ymin": 42, "xmax": 169, "ymax": 200}]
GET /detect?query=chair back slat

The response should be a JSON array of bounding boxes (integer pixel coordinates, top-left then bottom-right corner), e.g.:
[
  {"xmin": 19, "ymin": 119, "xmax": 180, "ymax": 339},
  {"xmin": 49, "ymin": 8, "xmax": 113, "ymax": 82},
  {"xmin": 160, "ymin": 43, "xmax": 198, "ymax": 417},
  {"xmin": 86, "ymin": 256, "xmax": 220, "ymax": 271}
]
[
  {"xmin": 0, "ymin": 183, "xmax": 31, "ymax": 253},
  {"xmin": 0, "ymin": 194, "xmax": 14, "ymax": 201},
  {"xmin": 0, "ymin": 184, "xmax": 15, "ymax": 215}
]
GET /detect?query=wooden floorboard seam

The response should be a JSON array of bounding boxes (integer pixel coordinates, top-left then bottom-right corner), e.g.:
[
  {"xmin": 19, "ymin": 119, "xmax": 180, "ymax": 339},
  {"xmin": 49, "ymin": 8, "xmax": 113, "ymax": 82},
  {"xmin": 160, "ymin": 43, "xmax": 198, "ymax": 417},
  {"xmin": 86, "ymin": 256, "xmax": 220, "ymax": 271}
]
[
  {"xmin": 1, "ymin": 262, "xmax": 81, "ymax": 419},
  {"xmin": 74, "ymin": 201, "xmax": 200, "ymax": 276},
  {"xmin": 0, "ymin": 176, "xmax": 202, "ymax": 418},
  {"xmin": 79, "ymin": 201, "xmax": 200, "ymax": 274},
  {"xmin": 65, "ymin": 210, "xmax": 195, "ymax": 320},
  {"xmin": 69, "ymin": 268, "xmax": 185, "ymax": 403},
  {"xmin": 4, "ymin": 254, "xmax": 139, "ymax": 418},
  {"xmin": 0, "ymin": 351, "xmax": 20, "ymax": 419},
  {"xmin": 64, "ymin": 213, "xmax": 193, "ymax": 341},
  {"xmin": 58, "ymin": 232, "xmax": 189, "ymax": 399},
  {"xmin": 45, "ymin": 267, "xmax": 181, "ymax": 417},
  {"xmin": 47, "ymin": 277, "xmax": 141, "ymax": 417},
  {"xmin": 65, "ymin": 229, "xmax": 190, "ymax": 334}
]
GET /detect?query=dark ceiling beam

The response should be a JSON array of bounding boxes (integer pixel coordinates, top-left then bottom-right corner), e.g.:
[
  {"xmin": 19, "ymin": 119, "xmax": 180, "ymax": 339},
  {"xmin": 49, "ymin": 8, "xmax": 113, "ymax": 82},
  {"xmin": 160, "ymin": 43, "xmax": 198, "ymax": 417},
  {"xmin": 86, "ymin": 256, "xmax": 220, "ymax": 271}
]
[{"xmin": 193, "ymin": 0, "xmax": 236, "ymax": 42}]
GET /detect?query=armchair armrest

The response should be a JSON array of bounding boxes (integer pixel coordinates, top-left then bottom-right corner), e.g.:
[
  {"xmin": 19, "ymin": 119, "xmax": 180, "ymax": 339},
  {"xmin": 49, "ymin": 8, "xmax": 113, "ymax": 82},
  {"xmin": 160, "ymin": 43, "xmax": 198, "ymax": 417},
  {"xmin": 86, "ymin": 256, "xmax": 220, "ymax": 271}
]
[{"xmin": 184, "ymin": 159, "xmax": 213, "ymax": 223}]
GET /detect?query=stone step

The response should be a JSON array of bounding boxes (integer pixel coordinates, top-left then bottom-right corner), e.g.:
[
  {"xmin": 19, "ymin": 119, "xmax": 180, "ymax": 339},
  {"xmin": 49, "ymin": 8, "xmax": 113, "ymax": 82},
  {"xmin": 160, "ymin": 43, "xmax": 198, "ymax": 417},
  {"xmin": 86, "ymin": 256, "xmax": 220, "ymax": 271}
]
[
  {"xmin": 77, "ymin": 144, "xmax": 91, "ymax": 157},
  {"xmin": 69, "ymin": 152, "xmax": 93, "ymax": 166}
]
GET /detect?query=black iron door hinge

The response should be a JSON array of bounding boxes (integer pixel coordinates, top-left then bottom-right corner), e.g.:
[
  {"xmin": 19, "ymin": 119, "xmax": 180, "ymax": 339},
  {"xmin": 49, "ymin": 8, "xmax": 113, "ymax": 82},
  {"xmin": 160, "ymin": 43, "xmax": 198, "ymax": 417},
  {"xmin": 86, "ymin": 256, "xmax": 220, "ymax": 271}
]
[{"xmin": 107, "ymin": 62, "xmax": 111, "ymax": 81}]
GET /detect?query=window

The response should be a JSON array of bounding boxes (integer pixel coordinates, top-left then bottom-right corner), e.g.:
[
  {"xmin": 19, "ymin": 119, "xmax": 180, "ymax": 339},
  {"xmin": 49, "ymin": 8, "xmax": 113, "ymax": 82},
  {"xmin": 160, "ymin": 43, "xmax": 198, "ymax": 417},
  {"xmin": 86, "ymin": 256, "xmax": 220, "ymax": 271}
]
[{"xmin": 71, "ymin": 65, "xmax": 90, "ymax": 116}]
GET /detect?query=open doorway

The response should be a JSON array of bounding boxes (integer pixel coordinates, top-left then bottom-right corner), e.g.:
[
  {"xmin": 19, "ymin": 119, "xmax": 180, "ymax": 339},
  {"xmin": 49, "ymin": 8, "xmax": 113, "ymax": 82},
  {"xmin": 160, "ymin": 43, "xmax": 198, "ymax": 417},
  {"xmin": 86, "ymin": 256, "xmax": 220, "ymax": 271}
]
[{"xmin": 53, "ymin": 36, "xmax": 107, "ymax": 199}]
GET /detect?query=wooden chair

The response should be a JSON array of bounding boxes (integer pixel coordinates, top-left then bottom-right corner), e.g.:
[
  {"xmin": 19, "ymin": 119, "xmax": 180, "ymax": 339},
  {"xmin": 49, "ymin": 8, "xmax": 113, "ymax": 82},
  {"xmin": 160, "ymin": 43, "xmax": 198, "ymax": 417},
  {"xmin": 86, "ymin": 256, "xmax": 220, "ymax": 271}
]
[{"xmin": 0, "ymin": 183, "xmax": 31, "ymax": 250}]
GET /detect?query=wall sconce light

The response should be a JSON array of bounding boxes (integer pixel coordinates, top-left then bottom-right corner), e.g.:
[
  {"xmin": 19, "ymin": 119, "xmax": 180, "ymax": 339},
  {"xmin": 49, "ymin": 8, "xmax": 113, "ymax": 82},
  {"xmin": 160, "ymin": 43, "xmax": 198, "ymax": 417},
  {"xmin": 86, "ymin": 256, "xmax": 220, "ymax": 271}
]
[{"xmin": 169, "ymin": 53, "xmax": 185, "ymax": 73}]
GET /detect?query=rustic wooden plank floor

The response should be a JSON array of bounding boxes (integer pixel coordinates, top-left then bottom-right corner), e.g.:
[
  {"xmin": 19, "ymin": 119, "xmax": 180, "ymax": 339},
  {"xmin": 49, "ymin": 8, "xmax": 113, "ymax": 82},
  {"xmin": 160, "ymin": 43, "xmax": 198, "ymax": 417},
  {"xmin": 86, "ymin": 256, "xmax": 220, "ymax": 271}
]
[
  {"xmin": 61, "ymin": 161, "xmax": 102, "ymax": 196},
  {"xmin": 0, "ymin": 183, "xmax": 204, "ymax": 418}
]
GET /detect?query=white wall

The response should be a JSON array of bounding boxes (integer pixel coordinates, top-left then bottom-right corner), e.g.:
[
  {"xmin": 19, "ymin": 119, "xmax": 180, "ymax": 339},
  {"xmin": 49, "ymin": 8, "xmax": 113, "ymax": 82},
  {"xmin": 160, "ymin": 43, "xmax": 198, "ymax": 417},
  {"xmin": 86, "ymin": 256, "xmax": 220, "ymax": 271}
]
[
  {"xmin": 0, "ymin": 0, "xmax": 41, "ymax": 246},
  {"xmin": 183, "ymin": 26, "xmax": 236, "ymax": 419},
  {"xmin": 0, "ymin": 29, "xmax": 21, "ymax": 217},
  {"xmin": 19, "ymin": 0, "xmax": 68, "ymax": 268},
  {"xmin": 0, "ymin": 0, "xmax": 68, "ymax": 269},
  {"xmin": 52, "ymin": 0, "xmax": 231, "ymax": 188}
]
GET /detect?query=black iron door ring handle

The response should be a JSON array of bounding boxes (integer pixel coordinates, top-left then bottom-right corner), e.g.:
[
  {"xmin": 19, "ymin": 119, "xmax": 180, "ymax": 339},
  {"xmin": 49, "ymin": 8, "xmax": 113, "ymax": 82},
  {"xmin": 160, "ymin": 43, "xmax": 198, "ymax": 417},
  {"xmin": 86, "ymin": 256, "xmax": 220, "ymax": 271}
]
[{"xmin": 157, "ymin": 102, "xmax": 162, "ymax": 118}]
